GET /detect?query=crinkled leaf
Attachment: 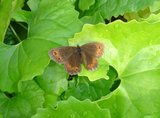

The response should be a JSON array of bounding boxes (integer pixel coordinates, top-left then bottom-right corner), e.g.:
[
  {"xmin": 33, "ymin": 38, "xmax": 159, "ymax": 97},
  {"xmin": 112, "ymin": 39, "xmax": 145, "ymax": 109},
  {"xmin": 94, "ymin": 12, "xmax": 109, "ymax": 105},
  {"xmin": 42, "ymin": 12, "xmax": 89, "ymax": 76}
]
[
  {"xmin": 69, "ymin": 20, "xmax": 160, "ymax": 80},
  {"xmin": 68, "ymin": 17, "xmax": 160, "ymax": 116},
  {"xmin": 98, "ymin": 45, "xmax": 160, "ymax": 117},
  {"xmin": 32, "ymin": 97, "xmax": 110, "ymax": 118},
  {"xmin": 141, "ymin": 13, "xmax": 160, "ymax": 23},
  {"xmin": 0, "ymin": 80, "xmax": 44, "ymax": 118},
  {"xmin": 124, "ymin": 7, "xmax": 150, "ymax": 21}
]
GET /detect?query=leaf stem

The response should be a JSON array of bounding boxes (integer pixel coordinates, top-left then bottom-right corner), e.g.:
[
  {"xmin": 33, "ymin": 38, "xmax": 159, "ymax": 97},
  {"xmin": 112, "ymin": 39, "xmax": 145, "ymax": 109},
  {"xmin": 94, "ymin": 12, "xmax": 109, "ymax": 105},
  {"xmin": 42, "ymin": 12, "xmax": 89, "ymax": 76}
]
[{"xmin": 9, "ymin": 24, "xmax": 21, "ymax": 42}]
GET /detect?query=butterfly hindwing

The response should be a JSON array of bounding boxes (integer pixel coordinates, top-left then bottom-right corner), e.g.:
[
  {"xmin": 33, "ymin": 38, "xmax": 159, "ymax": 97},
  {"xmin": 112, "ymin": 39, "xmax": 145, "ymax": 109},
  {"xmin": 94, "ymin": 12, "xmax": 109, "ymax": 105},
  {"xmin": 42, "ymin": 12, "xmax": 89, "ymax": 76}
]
[
  {"xmin": 81, "ymin": 42, "xmax": 104, "ymax": 70},
  {"xmin": 81, "ymin": 53, "xmax": 98, "ymax": 71},
  {"xmin": 64, "ymin": 51, "xmax": 82, "ymax": 75}
]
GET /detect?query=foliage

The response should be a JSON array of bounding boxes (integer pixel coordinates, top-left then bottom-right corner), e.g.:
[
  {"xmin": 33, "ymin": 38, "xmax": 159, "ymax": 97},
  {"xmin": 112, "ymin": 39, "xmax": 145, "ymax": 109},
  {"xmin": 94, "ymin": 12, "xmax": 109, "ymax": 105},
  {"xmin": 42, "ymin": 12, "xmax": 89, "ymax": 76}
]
[{"xmin": 0, "ymin": 0, "xmax": 160, "ymax": 117}]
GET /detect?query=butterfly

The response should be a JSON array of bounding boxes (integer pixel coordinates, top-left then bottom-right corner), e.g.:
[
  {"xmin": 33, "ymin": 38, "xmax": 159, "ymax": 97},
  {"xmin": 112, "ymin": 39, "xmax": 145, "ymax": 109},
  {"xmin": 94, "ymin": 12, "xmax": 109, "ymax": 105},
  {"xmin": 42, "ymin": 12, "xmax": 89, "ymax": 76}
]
[{"xmin": 48, "ymin": 42, "xmax": 104, "ymax": 75}]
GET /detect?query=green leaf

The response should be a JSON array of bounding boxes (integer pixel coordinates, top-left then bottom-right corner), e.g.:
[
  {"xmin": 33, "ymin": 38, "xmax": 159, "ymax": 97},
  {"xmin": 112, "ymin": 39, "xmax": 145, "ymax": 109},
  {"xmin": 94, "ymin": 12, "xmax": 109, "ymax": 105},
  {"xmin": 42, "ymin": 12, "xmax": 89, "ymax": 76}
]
[
  {"xmin": 78, "ymin": 0, "xmax": 95, "ymax": 11},
  {"xmin": 0, "ymin": 0, "xmax": 24, "ymax": 41},
  {"xmin": 149, "ymin": 0, "xmax": 160, "ymax": 13},
  {"xmin": 35, "ymin": 61, "xmax": 68, "ymax": 107},
  {"xmin": 68, "ymin": 18, "xmax": 160, "ymax": 116},
  {"xmin": 32, "ymin": 97, "xmax": 110, "ymax": 118},
  {"xmin": 122, "ymin": 45, "xmax": 160, "ymax": 77},
  {"xmin": 0, "ymin": 38, "xmax": 56, "ymax": 92},
  {"xmin": 80, "ymin": 11, "xmax": 105, "ymax": 24},
  {"xmin": 12, "ymin": 10, "xmax": 32, "ymax": 23},
  {"xmin": 35, "ymin": 61, "xmax": 68, "ymax": 95},
  {"xmin": 141, "ymin": 13, "xmax": 160, "ymax": 23},
  {"xmin": 98, "ymin": 45, "xmax": 160, "ymax": 117},
  {"xmin": 28, "ymin": 0, "xmax": 83, "ymax": 46},
  {"xmin": 0, "ymin": 0, "xmax": 12, "ymax": 42},
  {"xmin": 78, "ymin": 0, "xmax": 157, "ymax": 22},
  {"xmin": 0, "ymin": 80, "xmax": 44, "ymax": 118},
  {"xmin": 27, "ymin": 0, "xmax": 41, "ymax": 12},
  {"xmin": 0, "ymin": 0, "xmax": 83, "ymax": 92},
  {"xmin": 124, "ymin": 7, "xmax": 150, "ymax": 21},
  {"xmin": 69, "ymin": 20, "xmax": 160, "ymax": 80},
  {"xmin": 62, "ymin": 66, "xmax": 119, "ymax": 101}
]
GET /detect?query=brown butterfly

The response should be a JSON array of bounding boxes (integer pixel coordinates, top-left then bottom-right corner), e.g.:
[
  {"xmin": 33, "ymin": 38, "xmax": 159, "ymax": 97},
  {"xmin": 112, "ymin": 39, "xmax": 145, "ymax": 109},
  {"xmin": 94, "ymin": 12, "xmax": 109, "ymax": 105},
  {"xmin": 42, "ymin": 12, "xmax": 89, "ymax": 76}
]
[{"xmin": 48, "ymin": 42, "xmax": 104, "ymax": 75}]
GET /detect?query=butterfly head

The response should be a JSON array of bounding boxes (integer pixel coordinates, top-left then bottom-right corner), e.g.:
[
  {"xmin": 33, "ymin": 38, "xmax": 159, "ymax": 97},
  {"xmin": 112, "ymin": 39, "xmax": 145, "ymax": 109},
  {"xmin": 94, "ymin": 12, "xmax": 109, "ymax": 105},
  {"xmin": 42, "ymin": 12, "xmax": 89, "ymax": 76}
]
[{"xmin": 76, "ymin": 45, "xmax": 82, "ymax": 55}]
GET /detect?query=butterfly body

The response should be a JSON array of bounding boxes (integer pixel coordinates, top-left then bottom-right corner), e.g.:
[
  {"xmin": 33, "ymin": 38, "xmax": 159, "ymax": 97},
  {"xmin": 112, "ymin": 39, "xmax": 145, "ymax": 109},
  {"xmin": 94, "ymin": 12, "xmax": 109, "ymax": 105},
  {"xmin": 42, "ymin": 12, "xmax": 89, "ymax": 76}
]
[
  {"xmin": 76, "ymin": 45, "xmax": 82, "ymax": 56},
  {"xmin": 49, "ymin": 42, "xmax": 104, "ymax": 75}
]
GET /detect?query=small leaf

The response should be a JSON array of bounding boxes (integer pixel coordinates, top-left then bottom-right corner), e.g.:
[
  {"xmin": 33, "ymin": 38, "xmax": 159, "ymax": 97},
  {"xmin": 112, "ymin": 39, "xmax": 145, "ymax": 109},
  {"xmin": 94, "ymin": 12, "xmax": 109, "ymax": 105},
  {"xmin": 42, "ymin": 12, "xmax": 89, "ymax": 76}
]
[
  {"xmin": 35, "ymin": 61, "xmax": 68, "ymax": 107},
  {"xmin": 78, "ymin": 0, "xmax": 95, "ymax": 11}
]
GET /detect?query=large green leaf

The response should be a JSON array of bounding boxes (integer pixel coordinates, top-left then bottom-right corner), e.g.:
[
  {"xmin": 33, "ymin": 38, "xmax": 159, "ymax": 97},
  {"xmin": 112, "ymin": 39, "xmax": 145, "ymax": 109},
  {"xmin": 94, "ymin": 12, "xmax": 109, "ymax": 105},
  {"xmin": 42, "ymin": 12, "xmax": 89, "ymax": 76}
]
[
  {"xmin": 28, "ymin": 0, "xmax": 83, "ymax": 46},
  {"xmin": 69, "ymin": 20, "xmax": 160, "ymax": 80},
  {"xmin": 0, "ymin": 0, "xmax": 83, "ymax": 92},
  {"xmin": 98, "ymin": 45, "xmax": 160, "ymax": 117},
  {"xmin": 32, "ymin": 97, "xmax": 110, "ymax": 118},
  {"xmin": 68, "ymin": 18, "xmax": 160, "ymax": 116},
  {"xmin": 0, "ymin": 38, "xmax": 55, "ymax": 92},
  {"xmin": 0, "ymin": 80, "xmax": 44, "ymax": 118}
]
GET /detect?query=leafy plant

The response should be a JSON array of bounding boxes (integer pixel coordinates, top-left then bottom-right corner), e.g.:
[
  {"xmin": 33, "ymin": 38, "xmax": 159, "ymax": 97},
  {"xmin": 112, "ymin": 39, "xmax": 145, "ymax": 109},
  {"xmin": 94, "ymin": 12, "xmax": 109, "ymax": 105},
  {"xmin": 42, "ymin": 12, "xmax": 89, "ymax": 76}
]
[{"xmin": 0, "ymin": 0, "xmax": 160, "ymax": 118}]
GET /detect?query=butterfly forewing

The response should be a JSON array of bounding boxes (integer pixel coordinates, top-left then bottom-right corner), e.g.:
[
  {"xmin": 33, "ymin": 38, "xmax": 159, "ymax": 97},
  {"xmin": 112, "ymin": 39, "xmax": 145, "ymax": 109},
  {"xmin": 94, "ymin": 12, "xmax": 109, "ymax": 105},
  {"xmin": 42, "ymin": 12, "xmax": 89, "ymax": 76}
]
[
  {"xmin": 49, "ymin": 47, "xmax": 76, "ymax": 63},
  {"xmin": 81, "ymin": 42, "xmax": 104, "ymax": 57},
  {"xmin": 81, "ymin": 42, "xmax": 104, "ymax": 70}
]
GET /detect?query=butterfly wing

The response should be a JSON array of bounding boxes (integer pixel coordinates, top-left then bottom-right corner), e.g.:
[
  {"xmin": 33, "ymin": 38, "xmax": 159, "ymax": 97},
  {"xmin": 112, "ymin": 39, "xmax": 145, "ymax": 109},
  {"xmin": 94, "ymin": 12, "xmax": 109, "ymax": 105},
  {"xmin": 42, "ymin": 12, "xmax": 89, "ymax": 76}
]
[
  {"xmin": 49, "ymin": 46, "xmax": 76, "ymax": 63},
  {"xmin": 49, "ymin": 46, "xmax": 82, "ymax": 75},
  {"xmin": 64, "ymin": 51, "xmax": 82, "ymax": 75},
  {"xmin": 81, "ymin": 42, "xmax": 104, "ymax": 70}
]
